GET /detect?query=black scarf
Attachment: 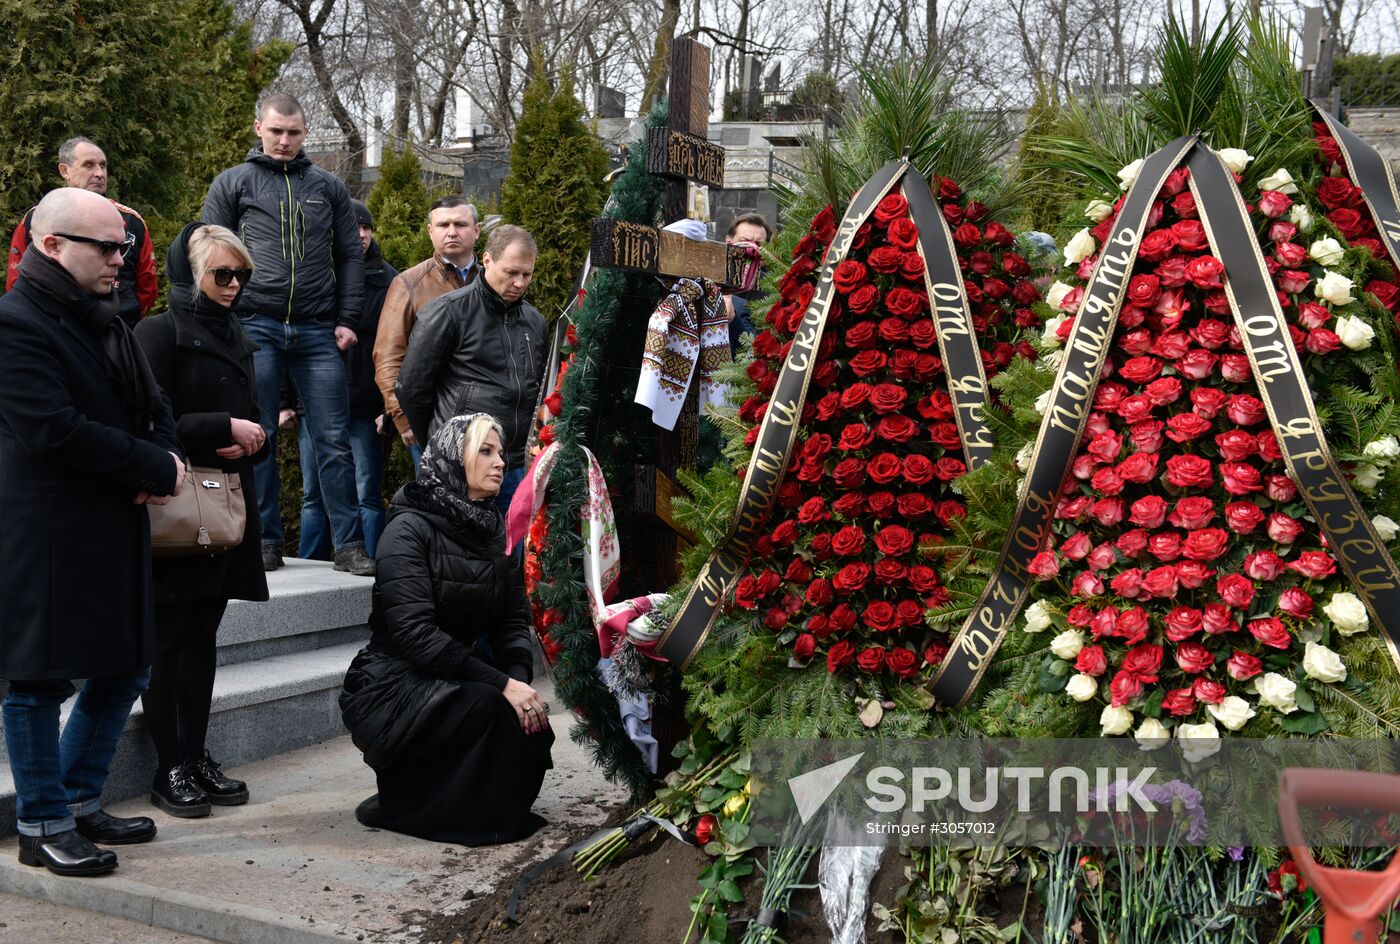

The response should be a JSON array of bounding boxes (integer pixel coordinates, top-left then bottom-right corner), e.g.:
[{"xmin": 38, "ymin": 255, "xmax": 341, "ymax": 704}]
[
  {"xmin": 17, "ymin": 246, "xmax": 164, "ymax": 432},
  {"xmin": 402, "ymin": 413, "xmax": 501, "ymax": 544}
]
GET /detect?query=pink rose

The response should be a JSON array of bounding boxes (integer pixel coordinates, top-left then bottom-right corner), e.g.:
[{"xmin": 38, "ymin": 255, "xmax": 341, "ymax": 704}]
[{"xmin": 1218, "ymin": 573, "xmax": 1257, "ymax": 609}]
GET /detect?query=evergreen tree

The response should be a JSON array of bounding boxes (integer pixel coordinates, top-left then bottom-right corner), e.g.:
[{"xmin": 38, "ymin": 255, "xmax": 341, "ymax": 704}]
[
  {"xmin": 500, "ymin": 61, "xmax": 610, "ymax": 319},
  {"xmin": 366, "ymin": 144, "xmax": 435, "ymax": 272}
]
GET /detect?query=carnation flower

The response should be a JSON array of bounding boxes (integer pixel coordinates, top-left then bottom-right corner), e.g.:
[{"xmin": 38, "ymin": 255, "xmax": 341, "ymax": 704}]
[
  {"xmin": 1219, "ymin": 148, "xmax": 1255, "ymax": 174},
  {"xmin": 1302, "ymin": 641, "xmax": 1347, "ymax": 683},
  {"xmin": 1177, "ymin": 721, "xmax": 1222, "ymax": 761},
  {"xmin": 1253, "ymin": 672, "xmax": 1298, "ymax": 714},
  {"xmin": 1258, "ymin": 168, "xmax": 1299, "ymax": 194},
  {"xmin": 1100, "ymin": 705, "xmax": 1134, "ymax": 735},
  {"xmin": 1308, "ymin": 237, "xmax": 1345, "ymax": 266},
  {"xmin": 1117, "ymin": 158, "xmax": 1144, "ymax": 190},
  {"xmin": 1085, "ymin": 199, "xmax": 1114, "ymax": 222},
  {"xmin": 1323, "ymin": 591, "xmax": 1370, "ymax": 635},
  {"xmin": 1207, "ymin": 695, "xmax": 1256, "ymax": 731},
  {"xmin": 1066, "ymin": 673, "xmax": 1098, "ymax": 701},
  {"xmin": 1317, "ymin": 273, "xmax": 1358, "ymax": 307},
  {"xmin": 1064, "ymin": 228, "xmax": 1097, "ymax": 265}
]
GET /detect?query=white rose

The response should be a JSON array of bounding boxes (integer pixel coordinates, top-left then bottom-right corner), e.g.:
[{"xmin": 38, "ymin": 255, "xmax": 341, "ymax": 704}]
[
  {"xmin": 1117, "ymin": 158, "xmax": 1144, "ymax": 191},
  {"xmin": 1134, "ymin": 717, "xmax": 1171, "ymax": 750},
  {"xmin": 1324, "ymin": 592, "xmax": 1369, "ymax": 635},
  {"xmin": 1353, "ymin": 463, "xmax": 1384, "ymax": 493},
  {"xmin": 1258, "ymin": 167, "xmax": 1299, "ymax": 195},
  {"xmin": 1309, "ymin": 237, "xmax": 1346, "ymax": 267},
  {"xmin": 1253, "ymin": 673, "xmax": 1298, "ymax": 714},
  {"xmin": 1050, "ymin": 629, "xmax": 1085, "ymax": 660},
  {"xmin": 1063, "ymin": 228, "xmax": 1096, "ymax": 266},
  {"xmin": 1066, "ymin": 673, "xmax": 1098, "ymax": 702},
  {"xmin": 1100, "ymin": 705, "xmax": 1134, "ymax": 736},
  {"xmin": 1373, "ymin": 515, "xmax": 1399, "ymax": 541},
  {"xmin": 1045, "ymin": 280, "xmax": 1074, "ymax": 311},
  {"xmin": 1334, "ymin": 314, "xmax": 1375, "ymax": 349},
  {"xmin": 1034, "ymin": 388, "xmax": 1054, "ymax": 413},
  {"xmin": 1014, "ymin": 441, "xmax": 1034, "ymax": 472},
  {"xmin": 1363, "ymin": 436, "xmax": 1400, "ymax": 462},
  {"xmin": 1318, "ymin": 273, "xmax": 1359, "ymax": 308},
  {"xmin": 1207, "ymin": 696, "xmax": 1257, "ymax": 732},
  {"xmin": 1303, "ymin": 641, "xmax": 1347, "ymax": 683},
  {"xmin": 1177, "ymin": 721, "xmax": 1222, "ymax": 762},
  {"xmin": 1084, "ymin": 199, "xmax": 1114, "ymax": 222},
  {"xmin": 1024, "ymin": 599, "xmax": 1053, "ymax": 633},
  {"xmin": 1219, "ymin": 148, "xmax": 1255, "ymax": 174},
  {"xmin": 1289, "ymin": 203, "xmax": 1314, "ymax": 232},
  {"xmin": 1040, "ymin": 349, "xmax": 1065, "ymax": 371},
  {"xmin": 1042, "ymin": 314, "xmax": 1069, "ymax": 349}
]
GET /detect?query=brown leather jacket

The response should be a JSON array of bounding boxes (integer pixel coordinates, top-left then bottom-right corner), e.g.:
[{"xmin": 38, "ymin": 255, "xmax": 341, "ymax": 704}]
[{"xmin": 374, "ymin": 255, "xmax": 476, "ymax": 436}]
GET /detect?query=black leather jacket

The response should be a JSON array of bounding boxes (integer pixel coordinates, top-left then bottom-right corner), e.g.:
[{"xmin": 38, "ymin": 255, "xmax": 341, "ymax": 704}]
[
  {"xmin": 396, "ymin": 279, "xmax": 546, "ymax": 467},
  {"xmin": 201, "ymin": 147, "xmax": 365, "ymax": 330}
]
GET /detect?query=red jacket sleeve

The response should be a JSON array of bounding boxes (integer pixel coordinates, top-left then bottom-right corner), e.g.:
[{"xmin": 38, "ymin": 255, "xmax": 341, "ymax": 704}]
[
  {"xmin": 135, "ymin": 226, "xmax": 157, "ymax": 314},
  {"xmin": 6, "ymin": 218, "xmax": 28, "ymax": 293}
]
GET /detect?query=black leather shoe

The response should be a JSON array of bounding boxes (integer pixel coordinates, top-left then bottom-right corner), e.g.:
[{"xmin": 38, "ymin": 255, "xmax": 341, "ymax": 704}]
[
  {"xmin": 333, "ymin": 546, "xmax": 375, "ymax": 576},
  {"xmin": 75, "ymin": 809, "xmax": 157, "ymax": 845},
  {"xmin": 261, "ymin": 545, "xmax": 283, "ymax": 572},
  {"xmin": 150, "ymin": 764, "xmax": 211, "ymax": 818},
  {"xmin": 191, "ymin": 751, "xmax": 248, "ymax": 806},
  {"xmin": 18, "ymin": 830, "xmax": 118, "ymax": 876}
]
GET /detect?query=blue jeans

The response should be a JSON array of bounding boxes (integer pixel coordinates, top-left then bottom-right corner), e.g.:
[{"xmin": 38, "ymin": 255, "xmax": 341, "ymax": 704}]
[
  {"xmin": 409, "ymin": 442, "xmax": 424, "ymax": 472},
  {"xmin": 3, "ymin": 671, "xmax": 150, "ymax": 836},
  {"xmin": 299, "ymin": 417, "xmax": 386, "ymax": 559},
  {"xmin": 239, "ymin": 316, "xmax": 365, "ymax": 553}
]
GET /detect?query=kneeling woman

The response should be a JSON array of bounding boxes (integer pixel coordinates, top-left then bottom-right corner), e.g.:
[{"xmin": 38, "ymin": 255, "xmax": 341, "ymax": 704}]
[{"xmin": 340, "ymin": 413, "xmax": 552, "ymax": 845}]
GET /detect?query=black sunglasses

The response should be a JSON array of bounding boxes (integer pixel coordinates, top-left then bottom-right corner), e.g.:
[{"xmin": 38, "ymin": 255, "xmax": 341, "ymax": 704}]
[
  {"xmin": 54, "ymin": 231, "xmax": 135, "ymax": 259},
  {"xmin": 210, "ymin": 268, "xmax": 253, "ymax": 287}
]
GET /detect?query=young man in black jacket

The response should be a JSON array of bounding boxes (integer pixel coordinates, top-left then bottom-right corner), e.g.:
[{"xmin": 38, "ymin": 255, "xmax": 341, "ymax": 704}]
[{"xmin": 201, "ymin": 93, "xmax": 373, "ymax": 576}]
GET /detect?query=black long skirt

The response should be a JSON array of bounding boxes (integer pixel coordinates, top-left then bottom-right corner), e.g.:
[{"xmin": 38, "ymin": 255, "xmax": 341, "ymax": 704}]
[{"xmin": 354, "ymin": 680, "xmax": 554, "ymax": 846}]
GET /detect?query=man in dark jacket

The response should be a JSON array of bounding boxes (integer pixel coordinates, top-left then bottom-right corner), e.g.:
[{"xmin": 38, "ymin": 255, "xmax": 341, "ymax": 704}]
[
  {"xmin": 397, "ymin": 224, "xmax": 545, "ymax": 515},
  {"xmin": 201, "ymin": 92, "xmax": 373, "ymax": 576},
  {"xmin": 297, "ymin": 200, "xmax": 397, "ymax": 558},
  {"xmin": 0, "ymin": 188, "xmax": 185, "ymax": 876},
  {"xmin": 6, "ymin": 136, "xmax": 159, "ymax": 328}
]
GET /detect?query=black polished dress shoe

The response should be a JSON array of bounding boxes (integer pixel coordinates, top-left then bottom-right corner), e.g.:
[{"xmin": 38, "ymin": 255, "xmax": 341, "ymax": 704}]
[
  {"xmin": 150, "ymin": 764, "xmax": 211, "ymax": 818},
  {"xmin": 333, "ymin": 545, "xmax": 376, "ymax": 576},
  {"xmin": 261, "ymin": 545, "xmax": 283, "ymax": 572},
  {"xmin": 191, "ymin": 751, "xmax": 248, "ymax": 806},
  {"xmin": 18, "ymin": 829, "xmax": 118, "ymax": 876},
  {"xmin": 75, "ymin": 809, "xmax": 157, "ymax": 845}
]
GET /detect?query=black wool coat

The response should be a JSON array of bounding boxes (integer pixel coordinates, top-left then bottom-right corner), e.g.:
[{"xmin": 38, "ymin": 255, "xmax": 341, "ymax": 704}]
[
  {"xmin": 0, "ymin": 273, "xmax": 181, "ymax": 679},
  {"xmin": 340, "ymin": 485, "xmax": 535, "ymax": 767},
  {"xmin": 134, "ymin": 223, "xmax": 270, "ymax": 606}
]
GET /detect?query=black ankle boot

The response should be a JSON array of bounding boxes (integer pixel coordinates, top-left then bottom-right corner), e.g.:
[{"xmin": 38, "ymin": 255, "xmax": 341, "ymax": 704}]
[
  {"xmin": 18, "ymin": 829, "xmax": 118, "ymax": 876},
  {"xmin": 190, "ymin": 751, "xmax": 248, "ymax": 806},
  {"xmin": 151, "ymin": 764, "xmax": 211, "ymax": 818}
]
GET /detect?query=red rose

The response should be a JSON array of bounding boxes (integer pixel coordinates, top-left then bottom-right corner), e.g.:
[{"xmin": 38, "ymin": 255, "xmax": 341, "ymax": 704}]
[
  {"xmin": 952, "ymin": 223, "xmax": 981, "ymax": 247},
  {"xmin": 902, "ymin": 454, "xmax": 935, "ymax": 485},
  {"xmin": 1266, "ymin": 475, "xmax": 1297, "ymax": 502},
  {"xmin": 874, "ymin": 192, "xmax": 909, "ymax": 223},
  {"xmin": 1278, "ymin": 269, "xmax": 1311, "ymax": 294},
  {"xmin": 1165, "ymin": 454, "xmax": 1214, "ymax": 488},
  {"xmin": 1186, "ymin": 256, "xmax": 1225, "ymax": 289},
  {"xmin": 884, "ymin": 287, "xmax": 925, "ymax": 318},
  {"xmin": 1316, "ymin": 176, "xmax": 1361, "ymax": 209},
  {"xmin": 909, "ymin": 320, "xmax": 938, "ymax": 349},
  {"xmin": 1215, "ymin": 430, "xmax": 1258, "ymax": 462},
  {"xmin": 1258, "ymin": 190, "xmax": 1293, "ymax": 218},
  {"xmin": 1027, "ymin": 551, "xmax": 1060, "ymax": 579},
  {"xmin": 1138, "ymin": 229, "xmax": 1177, "ymax": 262},
  {"xmin": 900, "ymin": 253, "xmax": 926, "ymax": 281},
  {"xmin": 868, "ymin": 452, "xmax": 903, "ymax": 484},
  {"xmin": 896, "ymin": 493, "xmax": 934, "ymax": 520},
  {"xmin": 985, "ymin": 220, "xmax": 1014, "ymax": 245},
  {"xmin": 1172, "ymin": 190, "xmax": 1198, "ymax": 219},
  {"xmin": 1165, "ymin": 413, "xmax": 1213, "ymax": 443},
  {"xmin": 833, "ymin": 259, "xmax": 868, "ymax": 294},
  {"xmin": 1287, "ymin": 551, "xmax": 1337, "ymax": 579},
  {"xmin": 694, "ymin": 813, "xmax": 717, "ymax": 845},
  {"xmin": 876, "ymin": 415, "xmax": 919, "ymax": 443},
  {"xmin": 829, "ymin": 603, "xmax": 857, "ymax": 632},
  {"xmin": 887, "ymin": 647, "xmax": 919, "ymax": 679},
  {"xmin": 888, "ymin": 218, "xmax": 918, "ymax": 249},
  {"xmin": 827, "ymin": 640, "xmax": 856, "ymax": 672},
  {"xmin": 861, "ymin": 602, "xmax": 897, "ymax": 633},
  {"xmin": 1244, "ymin": 550, "xmax": 1287, "ymax": 581},
  {"xmin": 874, "ymin": 525, "xmax": 915, "ymax": 557},
  {"xmin": 1169, "ymin": 497, "xmax": 1216, "ymax": 530},
  {"xmin": 1220, "ymin": 462, "xmax": 1263, "ymax": 496},
  {"xmin": 1177, "ymin": 560, "xmax": 1216, "ymax": 588},
  {"xmin": 1193, "ymin": 678, "xmax": 1226, "ymax": 705},
  {"xmin": 831, "ymin": 526, "xmax": 866, "ymax": 557},
  {"xmin": 1368, "ymin": 279, "xmax": 1400, "ymax": 311},
  {"xmin": 793, "ymin": 633, "xmax": 817, "ymax": 660},
  {"xmin": 1266, "ymin": 513, "xmax": 1304, "ymax": 544},
  {"xmin": 1278, "ymin": 587, "xmax": 1315, "ymax": 618},
  {"xmin": 1118, "ymin": 356, "xmax": 1164, "ymax": 384},
  {"xmin": 1116, "ymin": 528, "xmax": 1150, "ymax": 557},
  {"xmin": 1202, "ymin": 603, "xmax": 1238, "ymax": 635},
  {"xmin": 874, "ymin": 559, "xmax": 908, "ymax": 584},
  {"xmin": 933, "ymin": 458, "xmax": 967, "ymax": 482},
  {"xmin": 772, "ymin": 520, "xmax": 799, "ymax": 546},
  {"xmin": 797, "ymin": 496, "xmax": 830, "ymax": 525},
  {"xmin": 856, "ymin": 647, "xmax": 887, "ymax": 673},
  {"xmin": 1248, "ymin": 616, "xmax": 1292, "ymax": 649},
  {"xmin": 1182, "ymin": 527, "xmax": 1229, "ymax": 562},
  {"xmin": 805, "ymin": 578, "xmax": 835, "ymax": 606},
  {"xmin": 849, "ymin": 349, "xmax": 887, "ymax": 377},
  {"xmin": 1307, "ymin": 329, "xmax": 1342, "ymax": 354},
  {"xmin": 1191, "ymin": 387, "xmax": 1230, "ymax": 418},
  {"xmin": 1176, "ymin": 349, "xmax": 1218, "ymax": 380},
  {"xmin": 868, "ymin": 246, "xmax": 903, "ymax": 274},
  {"xmin": 763, "ymin": 606, "xmax": 789, "ymax": 630},
  {"xmin": 929, "ymin": 422, "xmax": 961, "ymax": 449},
  {"xmin": 1061, "ymin": 532, "xmax": 1093, "ymax": 560},
  {"xmin": 1118, "ymin": 452, "xmax": 1159, "ymax": 485},
  {"xmin": 785, "ymin": 558, "xmax": 813, "ymax": 583},
  {"xmin": 1173, "ymin": 220, "xmax": 1209, "ymax": 252},
  {"xmin": 1160, "ymin": 688, "xmax": 1198, "ymax": 717},
  {"xmin": 848, "ymin": 284, "xmax": 881, "ymax": 315},
  {"xmin": 1148, "ymin": 532, "xmax": 1183, "ymax": 561},
  {"xmin": 1218, "ymin": 574, "xmax": 1256, "ymax": 609},
  {"xmin": 1121, "ymin": 643, "xmax": 1164, "ymax": 681},
  {"xmin": 837, "ymin": 423, "xmax": 874, "ymax": 451},
  {"xmin": 1129, "ymin": 496, "xmax": 1169, "ymax": 528},
  {"xmin": 1164, "ymin": 606, "xmax": 1203, "ymax": 641},
  {"xmin": 1110, "ymin": 671, "xmax": 1144, "ymax": 707},
  {"xmin": 866, "ymin": 491, "xmax": 896, "ymax": 517},
  {"xmin": 1075, "ymin": 644, "xmax": 1108, "ymax": 676},
  {"xmin": 831, "ymin": 458, "xmax": 867, "ymax": 488},
  {"xmin": 1227, "ymin": 650, "xmax": 1263, "ymax": 680},
  {"xmin": 1224, "ymin": 501, "xmax": 1265, "ymax": 534},
  {"xmin": 877, "ymin": 317, "xmax": 910, "ymax": 344},
  {"xmin": 811, "ymin": 533, "xmax": 833, "ymax": 559}
]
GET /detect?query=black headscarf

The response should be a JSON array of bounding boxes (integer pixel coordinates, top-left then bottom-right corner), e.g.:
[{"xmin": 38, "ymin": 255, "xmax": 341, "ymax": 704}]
[{"xmin": 17, "ymin": 245, "xmax": 164, "ymax": 432}]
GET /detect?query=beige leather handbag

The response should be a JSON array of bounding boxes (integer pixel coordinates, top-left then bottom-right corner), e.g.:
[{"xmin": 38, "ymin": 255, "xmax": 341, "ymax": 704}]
[{"xmin": 148, "ymin": 467, "xmax": 247, "ymax": 557}]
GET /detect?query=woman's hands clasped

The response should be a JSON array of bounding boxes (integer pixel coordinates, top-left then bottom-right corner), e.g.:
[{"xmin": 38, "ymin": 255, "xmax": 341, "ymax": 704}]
[
  {"xmin": 502, "ymin": 678, "xmax": 550, "ymax": 735},
  {"xmin": 216, "ymin": 417, "xmax": 267, "ymax": 459}
]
